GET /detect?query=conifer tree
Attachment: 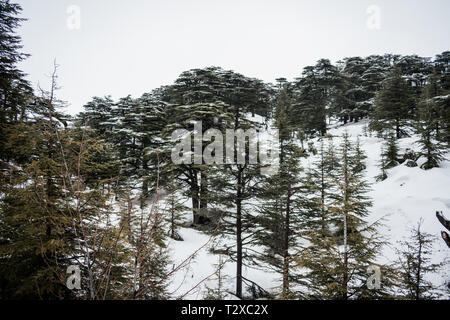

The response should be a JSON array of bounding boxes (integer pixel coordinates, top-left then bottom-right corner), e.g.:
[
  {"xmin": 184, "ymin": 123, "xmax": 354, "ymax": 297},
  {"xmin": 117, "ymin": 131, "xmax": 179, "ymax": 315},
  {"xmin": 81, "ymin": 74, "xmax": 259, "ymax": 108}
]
[
  {"xmin": 381, "ymin": 131, "xmax": 400, "ymax": 169},
  {"xmin": 163, "ymin": 184, "xmax": 187, "ymax": 241},
  {"xmin": 291, "ymin": 59, "xmax": 341, "ymax": 136},
  {"xmin": 375, "ymin": 153, "xmax": 389, "ymax": 182},
  {"xmin": 0, "ymin": 0, "xmax": 32, "ymax": 125},
  {"xmin": 0, "ymin": 101, "xmax": 129, "ymax": 299},
  {"xmin": 254, "ymin": 87, "xmax": 304, "ymax": 298},
  {"xmin": 77, "ymin": 96, "xmax": 114, "ymax": 135},
  {"xmin": 334, "ymin": 57, "xmax": 372, "ymax": 123},
  {"xmin": 301, "ymin": 138, "xmax": 339, "ymax": 240},
  {"xmin": 120, "ymin": 188, "xmax": 170, "ymax": 299},
  {"xmin": 396, "ymin": 55, "xmax": 433, "ymax": 99},
  {"xmin": 162, "ymin": 67, "xmax": 237, "ymax": 225},
  {"xmin": 396, "ymin": 220, "xmax": 445, "ymax": 299},
  {"xmin": 207, "ymin": 72, "xmax": 271, "ymax": 298},
  {"xmin": 415, "ymin": 77, "xmax": 447, "ymax": 170},
  {"xmin": 297, "ymin": 133, "xmax": 394, "ymax": 299},
  {"xmin": 373, "ymin": 67, "xmax": 414, "ymax": 138},
  {"xmin": 204, "ymin": 254, "xmax": 228, "ymax": 300}
]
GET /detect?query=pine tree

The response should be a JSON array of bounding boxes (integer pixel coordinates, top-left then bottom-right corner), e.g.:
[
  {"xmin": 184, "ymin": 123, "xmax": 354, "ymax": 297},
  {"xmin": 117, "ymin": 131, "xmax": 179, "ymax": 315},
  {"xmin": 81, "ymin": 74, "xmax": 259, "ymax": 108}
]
[
  {"xmin": 373, "ymin": 67, "xmax": 414, "ymax": 138},
  {"xmin": 381, "ymin": 131, "xmax": 400, "ymax": 169},
  {"xmin": 254, "ymin": 86, "xmax": 305, "ymax": 298},
  {"xmin": 297, "ymin": 133, "xmax": 394, "ymax": 299},
  {"xmin": 291, "ymin": 59, "xmax": 341, "ymax": 136},
  {"xmin": 433, "ymin": 51, "xmax": 450, "ymax": 148},
  {"xmin": 335, "ymin": 57, "xmax": 372, "ymax": 123},
  {"xmin": 301, "ymin": 138, "xmax": 339, "ymax": 240},
  {"xmin": 0, "ymin": 104, "xmax": 129, "ymax": 299},
  {"xmin": 375, "ymin": 153, "xmax": 388, "ymax": 182},
  {"xmin": 207, "ymin": 71, "xmax": 271, "ymax": 298},
  {"xmin": 396, "ymin": 220, "xmax": 445, "ymax": 299},
  {"xmin": 77, "ymin": 96, "xmax": 114, "ymax": 135},
  {"xmin": 0, "ymin": 0, "xmax": 32, "ymax": 125},
  {"xmin": 204, "ymin": 254, "xmax": 228, "ymax": 300},
  {"xmin": 0, "ymin": 0, "xmax": 33, "ymax": 163},
  {"xmin": 396, "ymin": 55, "xmax": 433, "ymax": 99},
  {"xmin": 415, "ymin": 77, "xmax": 447, "ymax": 170},
  {"xmin": 162, "ymin": 67, "xmax": 238, "ymax": 225},
  {"xmin": 163, "ymin": 184, "xmax": 187, "ymax": 241},
  {"xmin": 352, "ymin": 136, "xmax": 367, "ymax": 173},
  {"xmin": 119, "ymin": 184, "xmax": 170, "ymax": 299}
]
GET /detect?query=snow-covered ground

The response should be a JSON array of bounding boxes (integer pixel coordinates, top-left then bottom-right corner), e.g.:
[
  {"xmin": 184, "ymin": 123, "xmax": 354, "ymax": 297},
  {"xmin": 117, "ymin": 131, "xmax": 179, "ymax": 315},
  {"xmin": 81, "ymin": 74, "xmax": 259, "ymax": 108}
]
[{"xmin": 167, "ymin": 118, "xmax": 450, "ymax": 299}]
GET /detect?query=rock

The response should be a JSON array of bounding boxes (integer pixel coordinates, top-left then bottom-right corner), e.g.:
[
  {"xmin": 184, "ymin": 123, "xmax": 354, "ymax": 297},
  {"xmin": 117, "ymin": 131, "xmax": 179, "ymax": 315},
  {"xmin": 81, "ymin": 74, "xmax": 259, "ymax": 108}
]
[
  {"xmin": 401, "ymin": 148, "xmax": 416, "ymax": 163},
  {"xmin": 171, "ymin": 231, "xmax": 184, "ymax": 241},
  {"xmin": 405, "ymin": 159, "xmax": 417, "ymax": 167},
  {"xmin": 308, "ymin": 142, "xmax": 317, "ymax": 155}
]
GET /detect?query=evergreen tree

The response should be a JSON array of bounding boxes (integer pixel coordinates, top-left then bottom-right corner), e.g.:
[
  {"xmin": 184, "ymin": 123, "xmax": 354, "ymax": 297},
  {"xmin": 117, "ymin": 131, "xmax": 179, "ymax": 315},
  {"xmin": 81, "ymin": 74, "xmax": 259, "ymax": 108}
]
[
  {"xmin": 334, "ymin": 57, "xmax": 372, "ymax": 123},
  {"xmin": 204, "ymin": 254, "xmax": 228, "ymax": 300},
  {"xmin": 0, "ymin": 104, "xmax": 128, "ymax": 299},
  {"xmin": 163, "ymin": 184, "xmax": 187, "ymax": 241},
  {"xmin": 434, "ymin": 51, "xmax": 450, "ymax": 92},
  {"xmin": 373, "ymin": 67, "xmax": 414, "ymax": 138},
  {"xmin": 207, "ymin": 72, "xmax": 271, "ymax": 298},
  {"xmin": 301, "ymin": 138, "xmax": 340, "ymax": 240},
  {"xmin": 415, "ymin": 76, "xmax": 448, "ymax": 170},
  {"xmin": 163, "ymin": 67, "xmax": 237, "ymax": 225},
  {"xmin": 77, "ymin": 96, "xmax": 114, "ymax": 135},
  {"xmin": 297, "ymin": 133, "xmax": 394, "ymax": 299},
  {"xmin": 0, "ymin": 0, "xmax": 33, "ymax": 163},
  {"xmin": 254, "ymin": 87, "xmax": 305, "ymax": 298},
  {"xmin": 0, "ymin": 0, "xmax": 32, "ymax": 125},
  {"xmin": 396, "ymin": 220, "xmax": 445, "ymax": 299},
  {"xmin": 120, "ymin": 188, "xmax": 170, "ymax": 299},
  {"xmin": 291, "ymin": 59, "xmax": 341, "ymax": 136},
  {"xmin": 381, "ymin": 131, "xmax": 400, "ymax": 169},
  {"xmin": 375, "ymin": 154, "xmax": 389, "ymax": 182},
  {"xmin": 396, "ymin": 55, "xmax": 433, "ymax": 99}
]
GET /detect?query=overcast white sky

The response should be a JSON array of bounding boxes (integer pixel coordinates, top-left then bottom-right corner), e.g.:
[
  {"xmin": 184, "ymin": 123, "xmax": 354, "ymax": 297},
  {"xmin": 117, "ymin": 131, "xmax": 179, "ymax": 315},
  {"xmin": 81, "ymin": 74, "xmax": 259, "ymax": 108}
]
[{"xmin": 15, "ymin": 0, "xmax": 450, "ymax": 115}]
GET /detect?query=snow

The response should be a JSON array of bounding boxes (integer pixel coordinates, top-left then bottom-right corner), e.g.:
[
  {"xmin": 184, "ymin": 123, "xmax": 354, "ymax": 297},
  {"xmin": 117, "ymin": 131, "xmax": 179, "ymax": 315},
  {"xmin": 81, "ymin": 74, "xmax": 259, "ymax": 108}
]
[
  {"xmin": 168, "ymin": 225, "xmax": 280, "ymax": 299},
  {"xmin": 166, "ymin": 117, "xmax": 450, "ymax": 299},
  {"xmin": 328, "ymin": 120, "xmax": 450, "ymax": 295}
]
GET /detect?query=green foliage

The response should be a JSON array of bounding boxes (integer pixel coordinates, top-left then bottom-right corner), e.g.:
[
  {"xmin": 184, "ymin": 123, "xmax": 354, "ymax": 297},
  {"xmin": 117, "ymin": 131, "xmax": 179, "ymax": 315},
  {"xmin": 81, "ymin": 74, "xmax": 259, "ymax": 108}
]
[
  {"xmin": 291, "ymin": 59, "xmax": 341, "ymax": 136},
  {"xmin": 415, "ymin": 76, "xmax": 448, "ymax": 169},
  {"xmin": 373, "ymin": 67, "xmax": 414, "ymax": 138},
  {"xmin": 1, "ymin": 3, "xmax": 448, "ymax": 300},
  {"xmin": 252, "ymin": 85, "xmax": 306, "ymax": 297},
  {"xmin": 381, "ymin": 132, "xmax": 400, "ymax": 170},
  {"xmin": 395, "ymin": 220, "xmax": 445, "ymax": 299},
  {"xmin": 296, "ymin": 133, "xmax": 395, "ymax": 299}
]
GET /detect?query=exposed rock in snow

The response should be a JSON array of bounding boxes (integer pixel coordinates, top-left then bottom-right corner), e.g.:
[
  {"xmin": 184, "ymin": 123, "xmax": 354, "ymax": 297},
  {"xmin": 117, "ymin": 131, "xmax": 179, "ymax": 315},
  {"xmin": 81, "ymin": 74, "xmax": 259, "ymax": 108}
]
[{"xmin": 405, "ymin": 159, "xmax": 418, "ymax": 167}]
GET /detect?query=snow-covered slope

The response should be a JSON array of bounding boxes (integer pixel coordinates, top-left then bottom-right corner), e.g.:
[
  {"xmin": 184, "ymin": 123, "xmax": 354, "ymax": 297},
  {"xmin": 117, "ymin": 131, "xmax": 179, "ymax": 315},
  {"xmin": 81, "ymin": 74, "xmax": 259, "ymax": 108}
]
[
  {"xmin": 328, "ymin": 120, "xmax": 450, "ymax": 295},
  {"xmin": 167, "ymin": 118, "xmax": 450, "ymax": 299}
]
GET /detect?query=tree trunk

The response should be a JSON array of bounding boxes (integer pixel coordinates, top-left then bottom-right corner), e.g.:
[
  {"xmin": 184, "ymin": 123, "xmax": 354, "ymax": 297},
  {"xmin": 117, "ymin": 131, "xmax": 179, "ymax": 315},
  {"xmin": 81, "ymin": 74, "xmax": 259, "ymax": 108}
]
[
  {"xmin": 342, "ymin": 145, "xmax": 349, "ymax": 300},
  {"xmin": 199, "ymin": 169, "xmax": 208, "ymax": 223},
  {"xmin": 282, "ymin": 178, "xmax": 291, "ymax": 297},
  {"xmin": 396, "ymin": 118, "xmax": 400, "ymax": 139},
  {"xmin": 343, "ymin": 212, "xmax": 348, "ymax": 300},
  {"xmin": 236, "ymin": 167, "xmax": 243, "ymax": 298},
  {"xmin": 191, "ymin": 182, "xmax": 200, "ymax": 224},
  {"xmin": 321, "ymin": 158, "xmax": 326, "ymax": 237}
]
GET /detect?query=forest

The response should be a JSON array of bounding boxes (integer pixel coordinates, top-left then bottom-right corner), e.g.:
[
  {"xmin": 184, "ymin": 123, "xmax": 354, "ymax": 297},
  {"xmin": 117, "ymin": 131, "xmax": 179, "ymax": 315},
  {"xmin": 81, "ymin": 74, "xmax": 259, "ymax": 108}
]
[{"xmin": 0, "ymin": 1, "xmax": 449, "ymax": 300}]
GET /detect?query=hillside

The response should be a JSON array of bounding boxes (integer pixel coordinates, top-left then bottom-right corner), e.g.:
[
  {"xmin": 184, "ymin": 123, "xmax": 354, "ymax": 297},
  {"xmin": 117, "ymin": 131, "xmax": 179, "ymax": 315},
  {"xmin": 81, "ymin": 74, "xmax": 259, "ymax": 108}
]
[{"xmin": 168, "ymin": 118, "xmax": 450, "ymax": 299}]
